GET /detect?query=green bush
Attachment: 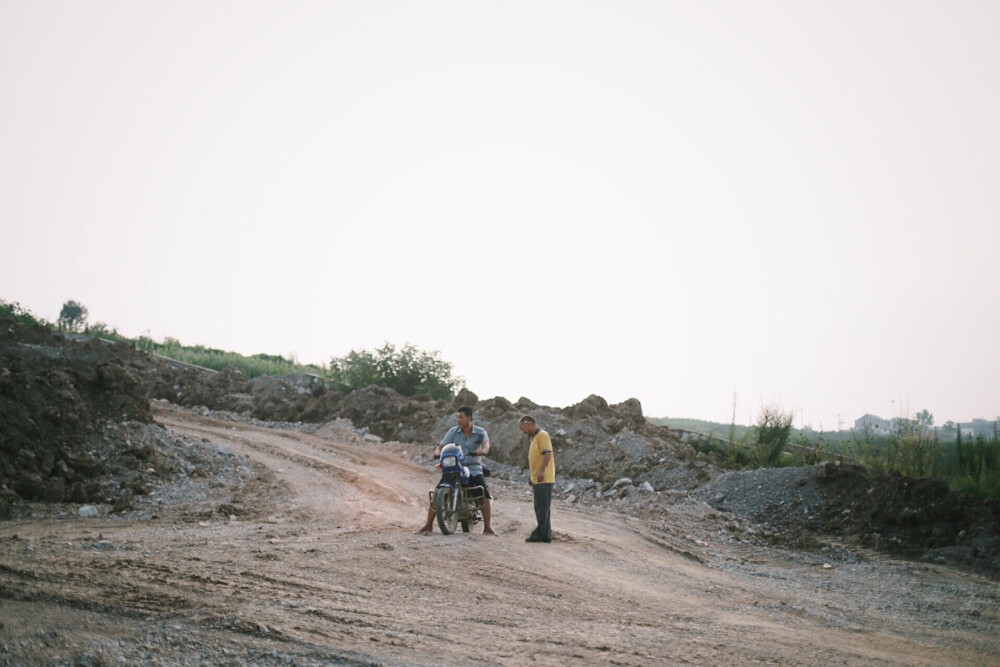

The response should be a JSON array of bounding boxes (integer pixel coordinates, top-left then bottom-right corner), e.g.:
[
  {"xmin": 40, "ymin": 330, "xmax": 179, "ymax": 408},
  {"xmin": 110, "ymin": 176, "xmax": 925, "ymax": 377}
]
[
  {"xmin": 754, "ymin": 403, "xmax": 794, "ymax": 466},
  {"xmin": 329, "ymin": 343, "xmax": 462, "ymax": 401},
  {"xmin": 0, "ymin": 300, "xmax": 42, "ymax": 326},
  {"xmin": 897, "ymin": 433, "xmax": 942, "ymax": 478},
  {"xmin": 945, "ymin": 433, "xmax": 999, "ymax": 499}
]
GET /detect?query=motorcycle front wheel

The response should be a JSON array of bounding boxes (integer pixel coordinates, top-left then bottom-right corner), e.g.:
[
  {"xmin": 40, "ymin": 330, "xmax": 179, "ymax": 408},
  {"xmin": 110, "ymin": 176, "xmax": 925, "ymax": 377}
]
[{"xmin": 435, "ymin": 486, "xmax": 458, "ymax": 535}]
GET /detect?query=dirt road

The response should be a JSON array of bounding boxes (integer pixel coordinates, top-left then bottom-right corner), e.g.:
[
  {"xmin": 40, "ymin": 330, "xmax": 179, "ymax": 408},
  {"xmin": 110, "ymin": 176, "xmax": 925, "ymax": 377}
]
[{"xmin": 2, "ymin": 403, "xmax": 998, "ymax": 665}]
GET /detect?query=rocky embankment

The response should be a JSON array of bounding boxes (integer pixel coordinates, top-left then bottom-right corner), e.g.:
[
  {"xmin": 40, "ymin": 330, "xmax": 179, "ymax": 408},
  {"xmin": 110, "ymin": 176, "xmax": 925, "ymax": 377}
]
[{"xmin": 2, "ymin": 311, "xmax": 998, "ymax": 577}]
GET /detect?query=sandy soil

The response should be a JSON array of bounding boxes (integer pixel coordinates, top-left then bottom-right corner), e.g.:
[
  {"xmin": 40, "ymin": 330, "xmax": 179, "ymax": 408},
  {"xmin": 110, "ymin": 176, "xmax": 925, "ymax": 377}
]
[{"xmin": 2, "ymin": 403, "xmax": 998, "ymax": 666}]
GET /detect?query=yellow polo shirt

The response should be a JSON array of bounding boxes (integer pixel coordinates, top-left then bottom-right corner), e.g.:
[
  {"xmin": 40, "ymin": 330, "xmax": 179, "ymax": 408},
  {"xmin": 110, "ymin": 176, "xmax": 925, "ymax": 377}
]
[{"xmin": 528, "ymin": 429, "xmax": 555, "ymax": 484}]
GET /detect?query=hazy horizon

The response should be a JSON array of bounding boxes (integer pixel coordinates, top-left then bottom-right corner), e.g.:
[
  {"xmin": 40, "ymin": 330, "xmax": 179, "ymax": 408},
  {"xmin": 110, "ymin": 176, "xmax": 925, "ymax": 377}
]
[{"xmin": 3, "ymin": 2, "xmax": 998, "ymax": 430}]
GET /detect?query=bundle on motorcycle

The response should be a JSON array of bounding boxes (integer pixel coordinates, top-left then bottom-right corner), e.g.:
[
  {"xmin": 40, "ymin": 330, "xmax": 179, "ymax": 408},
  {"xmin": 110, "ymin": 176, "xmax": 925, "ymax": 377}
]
[{"xmin": 429, "ymin": 444, "xmax": 486, "ymax": 535}]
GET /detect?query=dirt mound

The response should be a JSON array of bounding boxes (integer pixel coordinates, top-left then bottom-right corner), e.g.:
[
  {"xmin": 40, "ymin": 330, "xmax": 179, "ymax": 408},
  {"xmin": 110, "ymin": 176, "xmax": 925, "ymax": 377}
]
[
  {"xmin": 138, "ymin": 365, "xmax": 709, "ymax": 490},
  {"xmin": 138, "ymin": 365, "xmax": 451, "ymax": 440},
  {"xmin": 0, "ymin": 314, "xmax": 154, "ymax": 513},
  {"xmin": 812, "ymin": 462, "xmax": 999, "ymax": 573},
  {"xmin": 447, "ymin": 393, "xmax": 709, "ymax": 490},
  {"xmin": 700, "ymin": 462, "xmax": 1000, "ymax": 577}
]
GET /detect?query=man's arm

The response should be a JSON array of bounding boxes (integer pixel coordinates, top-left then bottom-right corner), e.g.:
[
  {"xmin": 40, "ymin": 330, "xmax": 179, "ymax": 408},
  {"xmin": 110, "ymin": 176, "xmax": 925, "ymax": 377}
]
[
  {"xmin": 471, "ymin": 427, "xmax": 490, "ymax": 456},
  {"xmin": 535, "ymin": 450, "xmax": 552, "ymax": 483},
  {"xmin": 474, "ymin": 437, "xmax": 490, "ymax": 457}
]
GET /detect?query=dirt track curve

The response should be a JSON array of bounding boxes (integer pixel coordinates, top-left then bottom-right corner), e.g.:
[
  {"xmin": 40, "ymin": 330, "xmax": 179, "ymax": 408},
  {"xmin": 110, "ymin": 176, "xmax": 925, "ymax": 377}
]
[{"xmin": 2, "ymin": 403, "xmax": 998, "ymax": 665}]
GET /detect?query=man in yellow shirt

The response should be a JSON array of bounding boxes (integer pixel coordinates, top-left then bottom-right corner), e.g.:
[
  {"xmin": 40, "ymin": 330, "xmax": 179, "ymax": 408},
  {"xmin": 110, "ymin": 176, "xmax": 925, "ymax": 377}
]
[{"xmin": 519, "ymin": 414, "xmax": 554, "ymax": 543}]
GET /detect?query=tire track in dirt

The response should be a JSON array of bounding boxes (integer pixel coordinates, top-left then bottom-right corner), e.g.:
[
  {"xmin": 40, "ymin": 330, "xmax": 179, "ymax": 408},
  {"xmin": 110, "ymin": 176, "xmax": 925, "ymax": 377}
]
[{"xmin": 154, "ymin": 406, "xmax": 415, "ymax": 526}]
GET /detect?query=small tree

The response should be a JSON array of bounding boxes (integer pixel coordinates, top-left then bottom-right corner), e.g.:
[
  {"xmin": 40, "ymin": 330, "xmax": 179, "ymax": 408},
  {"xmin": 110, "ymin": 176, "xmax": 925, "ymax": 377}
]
[
  {"xmin": 898, "ymin": 432, "xmax": 941, "ymax": 477},
  {"xmin": 329, "ymin": 343, "xmax": 462, "ymax": 400},
  {"xmin": 956, "ymin": 426, "xmax": 966, "ymax": 472},
  {"xmin": 754, "ymin": 403, "xmax": 794, "ymax": 466},
  {"xmin": 57, "ymin": 300, "xmax": 88, "ymax": 331},
  {"xmin": 728, "ymin": 390, "xmax": 738, "ymax": 446}
]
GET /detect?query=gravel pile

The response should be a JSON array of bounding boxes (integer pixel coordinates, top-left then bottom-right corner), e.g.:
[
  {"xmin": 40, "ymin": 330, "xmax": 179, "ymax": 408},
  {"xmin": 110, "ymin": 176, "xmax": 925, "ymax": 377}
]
[{"xmin": 696, "ymin": 466, "xmax": 822, "ymax": 523}]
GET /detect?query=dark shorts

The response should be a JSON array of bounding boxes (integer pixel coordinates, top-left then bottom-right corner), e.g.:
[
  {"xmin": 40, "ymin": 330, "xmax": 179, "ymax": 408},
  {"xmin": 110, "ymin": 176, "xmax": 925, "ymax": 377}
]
[{"xmin": 466, "ymin": 474, "xmax": 489, "ymax": 499}]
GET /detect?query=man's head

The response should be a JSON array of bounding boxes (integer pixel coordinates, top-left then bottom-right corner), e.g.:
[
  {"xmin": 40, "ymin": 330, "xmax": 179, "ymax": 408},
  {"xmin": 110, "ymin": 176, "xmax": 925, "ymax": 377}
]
[
  {"xmin": 518, "ymin": 414, "xmax": 537, "ymax": 435},
  {"xmin": 457, "ymin": 406, "xmax": 474, "ymax": 430}
]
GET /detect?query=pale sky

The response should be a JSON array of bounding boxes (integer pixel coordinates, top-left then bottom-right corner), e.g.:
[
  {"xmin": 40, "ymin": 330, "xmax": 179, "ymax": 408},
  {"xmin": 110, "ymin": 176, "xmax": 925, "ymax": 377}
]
[{"xmin": 2, "ymin": 1, "xmax": 998, "ymax": 429}]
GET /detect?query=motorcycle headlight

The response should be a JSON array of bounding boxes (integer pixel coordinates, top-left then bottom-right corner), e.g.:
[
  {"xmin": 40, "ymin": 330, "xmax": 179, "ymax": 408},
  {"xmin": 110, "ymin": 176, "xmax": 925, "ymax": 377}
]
[{"xmin": 442, "ymin": 455, "xmax": 458, "ymax": 468}]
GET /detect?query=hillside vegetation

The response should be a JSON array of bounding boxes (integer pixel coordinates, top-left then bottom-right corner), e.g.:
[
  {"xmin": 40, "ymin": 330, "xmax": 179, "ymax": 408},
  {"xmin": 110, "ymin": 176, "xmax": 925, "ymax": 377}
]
[{"xmin": 5, "ymin": 298, "xmax": 998, "ymax": 501}]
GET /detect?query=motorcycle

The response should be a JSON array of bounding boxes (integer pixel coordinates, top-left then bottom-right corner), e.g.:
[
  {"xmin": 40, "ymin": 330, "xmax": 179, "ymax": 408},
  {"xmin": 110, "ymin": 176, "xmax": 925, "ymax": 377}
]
[{"xmin": 428, "ymin": 443, "xmax": 486, "ymax": 535}]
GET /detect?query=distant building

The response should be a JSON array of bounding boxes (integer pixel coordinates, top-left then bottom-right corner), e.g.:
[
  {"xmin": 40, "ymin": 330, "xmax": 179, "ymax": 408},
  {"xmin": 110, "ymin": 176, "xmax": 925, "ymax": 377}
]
[
  {"xmin": 856, "ymin": 414, "xmax": 998, "ymax": 440},
  {"xmin": 854, "ymin": 414, "xmax": 891, "ymax": 435},
  {"xmin": 960, "ymin": 418, "xmax": 1000, "ymax": 439}
]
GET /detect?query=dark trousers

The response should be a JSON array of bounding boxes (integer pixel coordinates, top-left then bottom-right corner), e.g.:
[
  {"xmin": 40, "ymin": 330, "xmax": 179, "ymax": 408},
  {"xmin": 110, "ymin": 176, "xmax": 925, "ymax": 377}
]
[{"xmin": 531, "ymin": 482, "xmax": 553, "ymax": 541}]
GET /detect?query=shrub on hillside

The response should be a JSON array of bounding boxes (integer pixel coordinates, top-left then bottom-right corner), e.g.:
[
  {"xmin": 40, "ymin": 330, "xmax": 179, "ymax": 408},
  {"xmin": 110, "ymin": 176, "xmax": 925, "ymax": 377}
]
[
  {"xmin": 755, "ymin": 403, "xmax": 795, "ymax": 466},
  {"xmin": 329, "ymin": 343, "xmax": 462, "ymax": 401}
]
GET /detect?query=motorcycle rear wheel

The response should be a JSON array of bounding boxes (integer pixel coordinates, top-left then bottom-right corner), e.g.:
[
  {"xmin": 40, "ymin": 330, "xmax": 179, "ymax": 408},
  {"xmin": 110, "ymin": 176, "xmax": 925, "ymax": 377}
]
[{"xmin": 435, "ymin": 486, "xmax": 458, "ymax": 535}]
